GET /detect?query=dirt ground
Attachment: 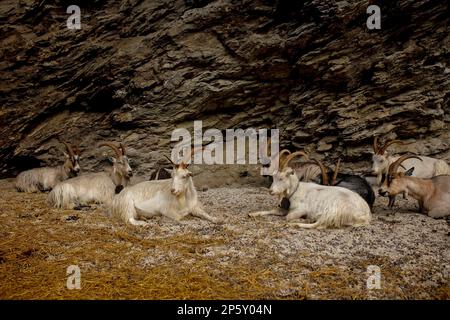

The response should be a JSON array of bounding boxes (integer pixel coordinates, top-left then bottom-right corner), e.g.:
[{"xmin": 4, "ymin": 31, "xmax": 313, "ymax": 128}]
[{"xmin": 0, "ymin": 178, "xmax": 448, "ymax": 300}]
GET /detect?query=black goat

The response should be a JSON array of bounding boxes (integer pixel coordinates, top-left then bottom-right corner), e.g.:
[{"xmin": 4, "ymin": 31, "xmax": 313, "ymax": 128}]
[{"xmin": 313, "ymin": 159, "xmax": 375, "ymax": 209}]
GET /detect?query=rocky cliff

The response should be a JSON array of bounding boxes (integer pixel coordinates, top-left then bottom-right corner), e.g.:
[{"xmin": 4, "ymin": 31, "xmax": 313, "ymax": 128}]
[{"xmin": 1, "ymin": 0, "xmax": 449, "ymax": 183}]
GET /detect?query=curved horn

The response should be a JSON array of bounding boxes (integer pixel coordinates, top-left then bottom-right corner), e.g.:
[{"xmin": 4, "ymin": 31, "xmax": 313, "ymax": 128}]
[
  {"xmin": 388, "ymin": 154, "xmax": 422, "ymax": 177},
  {"xmin": 312, "ymin": 159, "xmax": 329, "ymax": 186},
  {"xmin": 373, "ymin": 137, "xmax": 379, "ymax": 154},
  {"xmin": 164, "ymin": 155, "xmax": 174, "ymax": 165},
  {"xmin": 62, "ymin": 141, "xmax": 75, "ymax": 158},
  {"xmin": 119, "ymin": 142, "xmax": 126, "ymax": 156},
  {"xmin": 378, "ymin": 140, "xmax": 411, "ymax": 155},
  {"xmin": 276, "ymin": 149, "xmax": 291, "ymax": 165},
  {"xmin": 72, "ymin": 145, "xmax": 80, "ymax": 156},
  {"xmin": 332, "ymin": 158, "xmax": 341, "ymax": 185},
  {"xmin": 98, "ymin": 142, "xmax": 122, "ymax": 158},
  {"xmin": 282, "ymin": 151, "xmax": 309, "ymax": 170}
]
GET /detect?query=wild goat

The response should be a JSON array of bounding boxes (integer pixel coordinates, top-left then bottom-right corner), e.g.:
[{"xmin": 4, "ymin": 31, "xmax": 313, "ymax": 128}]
[
  {"xmin": 313, "ymin": 158, "xmax": 375, "ymax": 208},
  {"xmin": 111, "ymin": 149, "xmax": 220, "ymax": 226},
  {"xmin": 48, "ymin": 142, "xmax": 132, "ymax": 209},
  {"xmin": 249, "ymin": 151, "xmax": 371, "ymax": 229},
  {"xmin": 15, "ymin": 142, "xmax": 80, "ymax": 193},
  {"xmin": 379, "ymin": 154, "xmax": 450, "ymax": 218},
  {"xmin": 372, "ymin": 137, "xmax": 449, "ymax": 185}
]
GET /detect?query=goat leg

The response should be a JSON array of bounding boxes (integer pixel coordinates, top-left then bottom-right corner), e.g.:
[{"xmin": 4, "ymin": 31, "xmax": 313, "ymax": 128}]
[
  {"xmin": 190, "ymin": 206, "xmax": 221, "ymax": 223},
  {"xmin": 248, "ymin": 208, "xmax": 286, "ymax": 217}
]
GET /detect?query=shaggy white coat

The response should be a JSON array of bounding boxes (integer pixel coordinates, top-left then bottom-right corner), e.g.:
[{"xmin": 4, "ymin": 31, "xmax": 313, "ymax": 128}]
[
  {"xmin": 111, "ymin": 177, "xmax": 218, "ymax": 226},
  {"xmin": 250, "ymin": 169, "xmax": 371, "ymax": 229}
]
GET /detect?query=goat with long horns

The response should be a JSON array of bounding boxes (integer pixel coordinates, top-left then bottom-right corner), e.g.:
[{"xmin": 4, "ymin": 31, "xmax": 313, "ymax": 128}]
[
  {"xmin": 371, "ymin": 137, "xmax": 449, "ymax": 186},
  {"xmin": 15, "ymin": 141, "xmax": 81, "ymax": 193},
  {"xmin": 48, "ymin": 141, "xmax": 132, "ymax": 209},
  {"xmin": 378, "ymin": 154, "xmax": 450, "ymax": 218},
  {"xmin": 249, "ymin": 151, "xmax": 371, "ymax": 229},
  {"xmin": 111, "ymin": 145, "xmax": 221, "ymax": 226}
]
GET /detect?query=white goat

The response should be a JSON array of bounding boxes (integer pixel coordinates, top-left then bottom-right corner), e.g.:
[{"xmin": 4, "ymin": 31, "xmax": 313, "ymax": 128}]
[
  {"xmin": 249, "ymin": 151, "xmax": 371, "ymax": 229},
  {"xmin": 48, "ymin": 142, "xmax": 132, "ymax": 209},
  {"xmin": 372, "ymin": 137, "xmax": 449, "ymax": 185},
  {"xmin": 379, "ymin": 154, "xmax": 450, "ymax": 218},
  {"xmin": 15, "ymin": 142, "xmax": 80, "ymax": 193},
  {"xmin": 111, "ymin": 153, "xmax": 220, "ymax": 226}
]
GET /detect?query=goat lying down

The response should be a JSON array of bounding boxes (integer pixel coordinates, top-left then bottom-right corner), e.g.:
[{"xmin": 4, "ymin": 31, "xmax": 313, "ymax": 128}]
[
  {"xmin": 48, "ymin": 142, "xmax": 132, "ymax": 209},
  {"xmin": 249, "ymin": 151, "xmax": 371, "ymax": 229},
  {"xmin": 15, "ymin": 142, "xmax": 80, "ymax": 193},
  {"xmin": 112, "ymin": 160, "xmax": 220, "ymax": 226},
  {"xmin": 379, "ymin": 154, "xmax": 450, "ymax": 218},
  {"xmin": 372, "ymin": 137, "xmax": 449, "ymax": 185}
]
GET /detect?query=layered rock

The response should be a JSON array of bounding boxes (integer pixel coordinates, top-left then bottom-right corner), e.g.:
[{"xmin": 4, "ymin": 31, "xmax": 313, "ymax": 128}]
[{"xmin": 1, "ymin": 0, "xmax": 448, "ymax": 185}]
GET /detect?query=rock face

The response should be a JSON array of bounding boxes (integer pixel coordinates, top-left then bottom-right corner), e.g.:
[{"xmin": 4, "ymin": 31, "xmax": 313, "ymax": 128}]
[{"xmin": 1, "ymin": 0, "xmax": 449, "ymax": 184}]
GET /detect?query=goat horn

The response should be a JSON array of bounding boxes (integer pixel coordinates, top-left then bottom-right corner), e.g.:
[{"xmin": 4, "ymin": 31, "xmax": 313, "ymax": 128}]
[
  {"xmin": 378, "ymin": 140, "xmax": 412, "ymax": 155},
  {"xmin": 282, "ymin": 151, "xmax": 309, "ymax": 170},
  {"xmin": 164, "ymin": 155, "xmax": 174, "ymax": 165},
  {"xmin": 388, "ymin": 154, "xmax": 422, "ymax": 177},
  {"xmin": 275, "ymin": 149, "xmax": 291, "ymax": 165},
  {"xmin": 332, "ymin": 158, "xmax": 341, "ymax": 185},
  {"xmin": 373, "ymin": 137, "xmax": 379, "ymax": 154},
  {"xmin": 72, "ymin": 145, "xmax": 80, "ymax": 156},
  {"xmin": 119, "ymin": 142, "xmax": 126, "ymax": 156},
  {"xmin": 98, "ymin": 142, "xmax": 122, "ymax": 158},
  {"xmin": 62, "ymin": 141, "xmax": 75, "ymax": 158},
  {"xmin": 312, "ymin": 159, "xmax": 329, "ymax": 186}
]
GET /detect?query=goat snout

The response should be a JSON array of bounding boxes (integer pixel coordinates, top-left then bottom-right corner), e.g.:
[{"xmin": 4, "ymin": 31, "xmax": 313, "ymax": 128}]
[{"xmin": 378, "ymin": 189, "xmax": 387, "ymax": 197}]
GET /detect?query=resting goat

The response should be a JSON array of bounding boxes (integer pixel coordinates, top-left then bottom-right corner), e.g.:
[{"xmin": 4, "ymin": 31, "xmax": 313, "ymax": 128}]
[
  {"xmin": 313, "ymin": 158, "xmax": 375, "ymax": 208},
  {"xmin": 249, "ymin": 152, "xmax": 371, "ymax": 229},
  {"xmin": 379, "ymin": 155, "xmax": 450, "ymax": 218},
  {"xmin": 48, "ymin": 142, "xmax": 132, "ymax": 209},
  {"xmin": 372, "ymin": 137, "xmax": 449, "ymax": 185},
  {"xmin": 15, "ymin": 142, "xmax": 80, "ymax": 193},
  {"xmin": 112, "ymin": 151, "xmax": 220, "ymax": 226}
]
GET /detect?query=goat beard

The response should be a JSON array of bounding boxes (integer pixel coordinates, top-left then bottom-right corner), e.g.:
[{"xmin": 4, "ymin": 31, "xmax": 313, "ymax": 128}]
[{"xmin": 175, "ymin": 192, "xmax": 186, "ymax": 206}]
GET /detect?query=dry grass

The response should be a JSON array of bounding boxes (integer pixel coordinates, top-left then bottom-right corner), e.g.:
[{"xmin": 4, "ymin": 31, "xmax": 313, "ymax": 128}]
[{"xmin": 0, "ymin": 179, "xmax": 448, "ymax": 299}]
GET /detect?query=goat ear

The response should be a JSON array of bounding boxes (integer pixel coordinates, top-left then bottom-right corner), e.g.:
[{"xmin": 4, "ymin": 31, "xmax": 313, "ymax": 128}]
[
  {"xmin": 63, "ymin": 151, "xmax": 69, "ymax": 158},
  {"xmin": 404, "ymin": 167, "xmax": 414, "ymax": 176}
]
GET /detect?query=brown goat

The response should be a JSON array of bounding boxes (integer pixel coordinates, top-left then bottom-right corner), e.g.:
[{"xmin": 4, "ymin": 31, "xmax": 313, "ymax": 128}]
[{"xmin": 379, "ymin": 154, "xmax": 450, "ymax": 218}]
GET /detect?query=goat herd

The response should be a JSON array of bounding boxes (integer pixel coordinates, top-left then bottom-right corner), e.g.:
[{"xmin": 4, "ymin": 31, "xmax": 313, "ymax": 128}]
[{"xmin": 14, "ymin": 138, "xmax": 450, "ymax": 229}]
